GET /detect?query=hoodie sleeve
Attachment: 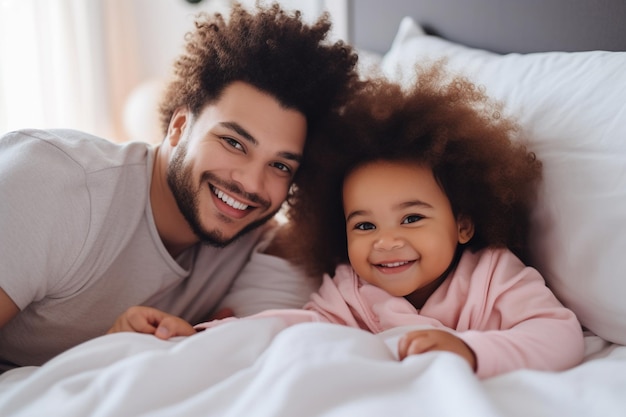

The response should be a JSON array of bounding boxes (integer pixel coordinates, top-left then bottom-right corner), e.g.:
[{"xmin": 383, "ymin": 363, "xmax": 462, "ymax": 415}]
[{"xmin": 303, "ymin": 266, "xmax": 368, "ymax": 328}]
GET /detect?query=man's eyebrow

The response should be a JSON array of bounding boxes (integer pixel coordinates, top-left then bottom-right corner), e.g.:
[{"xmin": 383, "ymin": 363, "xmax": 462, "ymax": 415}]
[
  {"xmin": 220, "ymin": 121, "xmax": 302, "ymax": 163},
  {"xmin": 220, "ymin": 121, "xmax": 257, "ymax": 145},
  {"xmin": 280, "ymin": 151, "xmax": 302, "ymax": 163}
]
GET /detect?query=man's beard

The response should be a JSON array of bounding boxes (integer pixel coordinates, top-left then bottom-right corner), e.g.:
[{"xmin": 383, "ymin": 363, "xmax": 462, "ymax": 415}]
[{"xmin": 166, "ymin": 140, "xmax": 278, "ymax": 248}]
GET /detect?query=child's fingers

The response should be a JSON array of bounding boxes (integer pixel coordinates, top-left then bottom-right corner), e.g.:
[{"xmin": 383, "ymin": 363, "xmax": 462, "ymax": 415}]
[
  {"xmin": 398, "ymin": 330, "xmax": 435, "ymax": 360},
  {"xmin": 398, "ymin": 330, "xmax": 477, "ymax": 371}
]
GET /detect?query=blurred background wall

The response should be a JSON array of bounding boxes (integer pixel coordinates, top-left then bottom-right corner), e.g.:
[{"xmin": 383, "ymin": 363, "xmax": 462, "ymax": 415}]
[{"xmin": 0, "ymin": 0, "xmax": 348, "ymax": 143}]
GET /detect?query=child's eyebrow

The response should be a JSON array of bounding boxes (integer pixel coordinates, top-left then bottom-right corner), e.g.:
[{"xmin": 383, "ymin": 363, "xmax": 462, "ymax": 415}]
[
  {"xmin": 399, "ymin": 200, "xmax": 433, "ymax": 210},
  {"xmin": 345, "ymin": 200, "xmax": 433, "ymax": 222},
  {"xmin": 345, "ymin": 209, "xmax": 368, "ymax": 223}
]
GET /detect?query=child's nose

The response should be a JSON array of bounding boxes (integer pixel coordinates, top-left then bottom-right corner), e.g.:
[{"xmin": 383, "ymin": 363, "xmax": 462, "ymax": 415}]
[{"xmin": 373, "ymin": 234, "xmax": 405, "ymax": 251}]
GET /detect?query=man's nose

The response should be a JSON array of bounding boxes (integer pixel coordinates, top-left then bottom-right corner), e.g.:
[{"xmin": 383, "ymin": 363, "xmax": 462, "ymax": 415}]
[{"xmin": 232, "ymin": 161, "xmax": 265, "ymax": 195}]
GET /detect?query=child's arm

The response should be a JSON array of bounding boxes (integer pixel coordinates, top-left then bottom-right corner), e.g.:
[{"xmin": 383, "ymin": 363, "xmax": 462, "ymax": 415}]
[
  {"xmin": 451, "ymin": 249, "xmax": 585, "ymax": 378},
  {"xmin": 107, "ymin": 306, "xmax": 196, "ymax": 339}
]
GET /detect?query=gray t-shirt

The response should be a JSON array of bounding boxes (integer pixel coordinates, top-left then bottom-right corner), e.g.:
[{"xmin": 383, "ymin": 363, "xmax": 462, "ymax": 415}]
[{"xmin": 0, "ymin": 129, "xmax": 314, "ymax": 372}]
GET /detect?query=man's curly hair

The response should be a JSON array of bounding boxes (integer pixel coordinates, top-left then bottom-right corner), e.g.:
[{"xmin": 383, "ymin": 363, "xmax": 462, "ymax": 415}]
[
  {"xmin": 158, "ymin": 2, "xmax": 359, "ymax": 139},
  {"xmin": 282, "ymin": 63, "xmax": 543, "ymax": 278}
]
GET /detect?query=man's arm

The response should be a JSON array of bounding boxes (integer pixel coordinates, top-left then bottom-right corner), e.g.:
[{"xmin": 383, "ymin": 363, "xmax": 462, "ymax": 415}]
[{"xmin": 0, "ymin": 287, "xmax": 19, "ymax": 328}]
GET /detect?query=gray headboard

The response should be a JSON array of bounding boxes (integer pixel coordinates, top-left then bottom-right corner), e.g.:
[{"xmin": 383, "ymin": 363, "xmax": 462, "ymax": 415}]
[{"xmin": 348, "ymin": 0, "xmax": 626, "ymax": 54}]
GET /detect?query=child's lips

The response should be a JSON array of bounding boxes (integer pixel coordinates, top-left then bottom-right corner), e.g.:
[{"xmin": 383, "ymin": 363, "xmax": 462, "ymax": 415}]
[{"xmin": 374, "ymin": 260, "xmax": 416, "ymax": 274}]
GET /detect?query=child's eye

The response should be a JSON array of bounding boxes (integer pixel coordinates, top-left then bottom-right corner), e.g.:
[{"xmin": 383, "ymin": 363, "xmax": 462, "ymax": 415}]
[
  {"xmin": 222, "ymin": 137, "xmax": 244, "ymax": 151},
  {"xmin": 355, "ymin": 222, "xmax": 376, "ymax": 231},
  {"xmin": 402, "ymin": 214, "xmax": 424, "ymax": 224}
]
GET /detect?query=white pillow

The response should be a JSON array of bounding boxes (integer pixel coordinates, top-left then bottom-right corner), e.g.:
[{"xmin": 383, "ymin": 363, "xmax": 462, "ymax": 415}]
[
  {"xmin": 381, "ymin": 17, "xmax": 626, "ymax": 345},
  {"xmin": 355, "ymin": 49, "xmax": 384, "ymax": 79}
]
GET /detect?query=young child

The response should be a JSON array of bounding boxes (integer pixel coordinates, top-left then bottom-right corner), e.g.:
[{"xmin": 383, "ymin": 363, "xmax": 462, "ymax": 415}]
[{"xmin": 111, "ymin": 65, "xmax": 585, "ymax": 378}]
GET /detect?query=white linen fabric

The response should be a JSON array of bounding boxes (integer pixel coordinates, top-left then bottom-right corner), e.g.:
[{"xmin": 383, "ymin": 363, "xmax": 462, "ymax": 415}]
[
  {"xmin": 0, "ymin": 320, "xmax": 624, "ymax": 417},
  {"xmin": 380, "ymin": 17, "xmax": 626, "ymax": 345}
]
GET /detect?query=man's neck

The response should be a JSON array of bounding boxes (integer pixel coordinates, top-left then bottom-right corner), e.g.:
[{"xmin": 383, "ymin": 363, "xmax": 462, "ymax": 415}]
[{"xmin": 150, "ymin": 144, "xmax": 198, "ymax": 258}]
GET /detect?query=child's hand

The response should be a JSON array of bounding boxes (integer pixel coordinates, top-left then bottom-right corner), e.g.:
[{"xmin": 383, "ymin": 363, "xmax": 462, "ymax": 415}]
[
  {"xmin": 398, "ymin": 329, "xmax": 477, "ymax": 371},
  {"xmin": 107, "ymin": 306, "xmax": 196, "ymax": 340}
]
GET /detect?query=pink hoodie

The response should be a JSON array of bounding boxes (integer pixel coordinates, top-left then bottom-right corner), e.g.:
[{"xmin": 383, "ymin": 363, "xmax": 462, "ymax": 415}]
[{"xmin": 198, "ymin": 248, "xmax": 585, "ymax": 378}]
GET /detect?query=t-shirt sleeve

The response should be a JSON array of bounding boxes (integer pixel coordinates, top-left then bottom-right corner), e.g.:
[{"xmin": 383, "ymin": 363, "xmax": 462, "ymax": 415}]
[{"xmin": 0, "ymin": 131, "xmax": 90, "ymax": 309}]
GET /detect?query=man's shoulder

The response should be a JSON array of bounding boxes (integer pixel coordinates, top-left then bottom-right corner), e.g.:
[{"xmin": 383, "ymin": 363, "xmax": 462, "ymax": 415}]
[
  {"xmin": 0, "ymin": 128, "xmax": 151, "ymax": 172},
  {"xmin": 1, "ymin": 128, "xmax": 109, "ymax": 149}
]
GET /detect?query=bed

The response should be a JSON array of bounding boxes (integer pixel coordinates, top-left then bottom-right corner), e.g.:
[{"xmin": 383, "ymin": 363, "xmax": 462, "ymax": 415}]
[{"xmin": 1, "ymin": 1, "xmax": 626, "ymax": 415}]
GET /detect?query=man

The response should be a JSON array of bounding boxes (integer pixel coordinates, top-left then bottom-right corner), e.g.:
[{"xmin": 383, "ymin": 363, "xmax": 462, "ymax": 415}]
[{"xmin": 0, "ymin": 3, "xmax": 359, "ymax": 372}]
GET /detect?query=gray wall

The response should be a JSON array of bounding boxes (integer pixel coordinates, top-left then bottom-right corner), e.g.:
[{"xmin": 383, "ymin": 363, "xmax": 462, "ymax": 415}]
[{"xmin": 349, "ymin": 0, "xmax": 626, "ymax": 54}]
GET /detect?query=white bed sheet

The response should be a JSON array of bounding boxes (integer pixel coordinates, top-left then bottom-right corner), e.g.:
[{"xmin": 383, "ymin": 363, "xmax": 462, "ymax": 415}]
[{"xmin": 0, "ymin": 319, "xmax": 624, "ymax": 417}]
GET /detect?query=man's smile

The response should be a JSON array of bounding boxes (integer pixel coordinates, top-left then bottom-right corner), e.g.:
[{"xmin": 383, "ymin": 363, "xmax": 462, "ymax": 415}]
[{"xmin": 211, "ymin": 185, "xmax": 250, "ymax": 211}]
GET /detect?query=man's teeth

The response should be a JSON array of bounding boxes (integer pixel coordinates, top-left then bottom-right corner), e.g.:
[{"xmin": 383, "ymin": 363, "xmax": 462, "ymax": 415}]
[
  {"xmin": 214, "ymin": 189, "xmax": 249, "ymax": 211},
  {"xmin": 380, "ymin": 261, "xmax": 409, "ymax": 268}
]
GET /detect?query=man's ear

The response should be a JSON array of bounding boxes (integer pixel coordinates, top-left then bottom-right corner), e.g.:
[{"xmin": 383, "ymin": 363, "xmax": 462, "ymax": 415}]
[
  {"xmin": 457, "ymin": 214, "xmax": 475, "ymax": 244},
  {"xmin": 167, "ymin": 107, "xmax": 189, "ymax": 147}
]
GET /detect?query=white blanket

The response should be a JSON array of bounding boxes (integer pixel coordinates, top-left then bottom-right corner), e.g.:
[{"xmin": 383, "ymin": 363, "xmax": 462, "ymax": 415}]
[{"xmin": 1, "ymin": 319, "xmax": 625, "ymax": 417}]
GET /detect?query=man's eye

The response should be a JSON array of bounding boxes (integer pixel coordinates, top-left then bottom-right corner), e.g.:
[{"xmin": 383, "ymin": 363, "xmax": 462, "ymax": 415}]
[
  {"xmin": 402, "ymin": 214, "xmax": 424, "ymax": 224},
  {"xmin": 355, "ymin": 222, "xmax": 375, "ymax": 231},
  {"xmin": 223, "ymin": 137, "xmax": 244, "ymax": 151},
  {"xmin": 271, "ymin": 161, "xmax": 291, "ymax": 174}
]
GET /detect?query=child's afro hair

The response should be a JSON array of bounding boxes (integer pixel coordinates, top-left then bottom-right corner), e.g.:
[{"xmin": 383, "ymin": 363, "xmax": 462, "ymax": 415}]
[{"xmin": 282, "ymin": 63, "xmax": 542, "ymax": 278}]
